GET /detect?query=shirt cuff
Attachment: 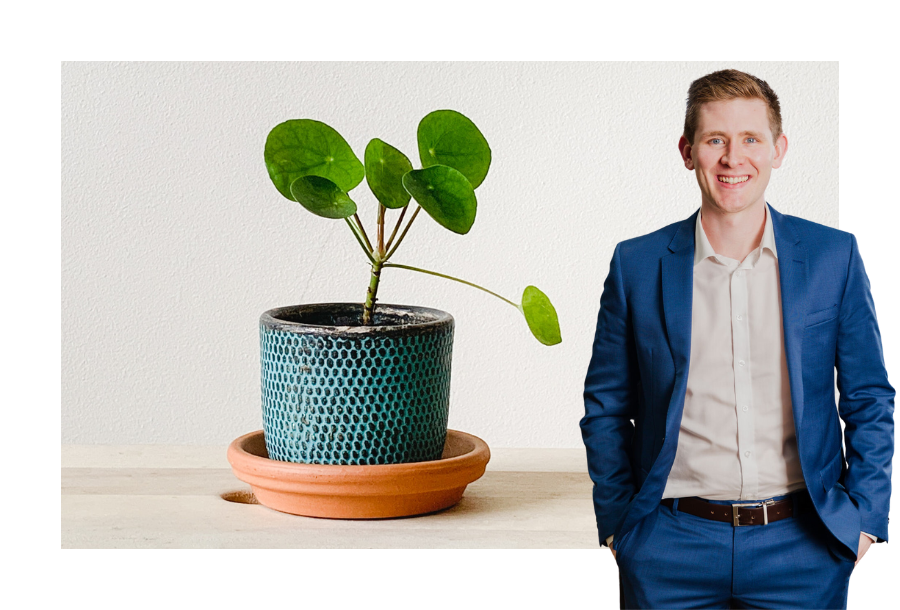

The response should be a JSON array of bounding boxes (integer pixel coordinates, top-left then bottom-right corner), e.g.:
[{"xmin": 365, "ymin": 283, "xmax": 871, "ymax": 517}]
[{"xmin": 606, "ymin": 534, "xmax": 615, "ymax": 549}]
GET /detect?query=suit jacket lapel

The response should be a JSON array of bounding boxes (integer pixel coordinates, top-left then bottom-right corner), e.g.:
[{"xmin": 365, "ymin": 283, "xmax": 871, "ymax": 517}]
[
  {"xmin": 769, "ymin": 203, "xmax": 808, "ymax": 431},
  {"xmin": 661, "ymin": 210, "xmax": 697, "ymax": 434}
]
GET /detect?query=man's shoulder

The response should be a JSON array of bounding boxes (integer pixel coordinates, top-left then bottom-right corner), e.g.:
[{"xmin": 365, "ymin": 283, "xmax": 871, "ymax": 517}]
[
  {"xmin": 614, "ymin": 216, "xmax": 688, "ymax": 261},
  {"xmin": 610, "ymin": 206, "xmax": 853, "ymax": 268},
  {"xmin": 776, "ymin": 208, "xmax": 853, "ymax": 253}
]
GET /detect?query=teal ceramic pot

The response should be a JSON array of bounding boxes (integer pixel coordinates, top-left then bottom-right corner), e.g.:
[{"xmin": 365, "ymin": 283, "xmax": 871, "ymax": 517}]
[{"xmin": 260, "ymin": 303, "xmax": 454, "ymax": 465}]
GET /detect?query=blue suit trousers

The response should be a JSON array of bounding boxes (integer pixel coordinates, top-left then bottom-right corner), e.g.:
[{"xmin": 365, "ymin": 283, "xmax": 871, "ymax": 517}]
[{"xmin": 615, "ymin": 491, "xmax": 855, "ymax": 609}]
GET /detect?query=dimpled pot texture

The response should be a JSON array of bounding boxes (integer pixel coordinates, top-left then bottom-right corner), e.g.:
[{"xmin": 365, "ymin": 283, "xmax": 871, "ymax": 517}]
[
  {"xmin": 227, "ymin": 429, "xmax": 490, "ymax": 518},
  {"xmin": 260, "ymin": 303, "xmax": 454, "ymax": 465}
]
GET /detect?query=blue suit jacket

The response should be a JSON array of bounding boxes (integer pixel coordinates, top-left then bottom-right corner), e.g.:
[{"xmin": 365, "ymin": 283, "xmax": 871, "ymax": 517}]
[{"xmin": 581, "ymin": 203, "xmax": 894, "ymax": 561}]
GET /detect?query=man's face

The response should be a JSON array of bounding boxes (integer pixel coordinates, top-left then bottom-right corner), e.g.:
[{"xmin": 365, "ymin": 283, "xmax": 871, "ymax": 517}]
[{"xmin": 679, "ymin": 97, "xmax": 788, "ymax": 216}]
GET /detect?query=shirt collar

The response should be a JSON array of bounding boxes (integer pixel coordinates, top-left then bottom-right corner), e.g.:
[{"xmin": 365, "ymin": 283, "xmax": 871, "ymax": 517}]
[{"xmin": 693, "ymin": 202, "xmax": 778, "ymax": 267}]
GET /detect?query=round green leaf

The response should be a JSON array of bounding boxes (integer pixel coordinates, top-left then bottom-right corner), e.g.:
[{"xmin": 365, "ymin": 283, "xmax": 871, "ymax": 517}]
[
  {"xmin": 365, "ymin": 138, "xmax": 413, "ymax": 209},
  {"xmin": 417, "ymin": 110, "xmax": 491, "ymax": 189},
  {"xmin": 519, "ymin": 285, "xmax": 561, "ymax": 346},
  {"xmin": 402, "ymin": 165, "xmax": 477, "ymax": 235},
  {"xmin": 289, "ymin": 175, "xmax": 357, "ymax": 219},
  {"xmin": 265, "ymin": 119, "xmax": 364, "ymax": 199}
]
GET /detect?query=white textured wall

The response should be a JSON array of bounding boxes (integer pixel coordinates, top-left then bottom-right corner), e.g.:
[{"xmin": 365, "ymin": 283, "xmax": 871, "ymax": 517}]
[{"xmin": 62, "ymin": 62, "xmax": 839, "ymax": 445}]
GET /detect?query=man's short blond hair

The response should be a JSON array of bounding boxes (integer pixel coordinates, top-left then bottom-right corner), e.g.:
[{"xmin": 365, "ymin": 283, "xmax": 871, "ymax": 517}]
[{"xmin": 684, "ymin": 69, "xmax": 782, "ymax": 145}]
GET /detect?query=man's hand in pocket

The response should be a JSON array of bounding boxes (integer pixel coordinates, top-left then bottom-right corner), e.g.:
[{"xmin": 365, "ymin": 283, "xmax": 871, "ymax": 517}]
[{"xmin": 856, "ymin": 533, "xmax": 874, "ymax": 566}]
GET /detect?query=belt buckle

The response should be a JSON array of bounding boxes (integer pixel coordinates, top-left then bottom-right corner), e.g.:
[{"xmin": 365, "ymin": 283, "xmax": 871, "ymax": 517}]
[{"xmin": 731, "ymin": 499, "xmax": 775, "ymax": 526}]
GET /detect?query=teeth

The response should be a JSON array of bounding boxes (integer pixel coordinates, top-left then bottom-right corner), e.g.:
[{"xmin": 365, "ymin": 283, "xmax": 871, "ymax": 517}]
[{"xmin": 718, "ymin": 176, "xmax": 749, "ymax": 184}]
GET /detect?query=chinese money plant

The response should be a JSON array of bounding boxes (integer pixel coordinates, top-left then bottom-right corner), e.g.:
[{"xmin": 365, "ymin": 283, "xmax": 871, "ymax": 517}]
[{"xmin": 263, "ymin": 109, "xmax": 561, "ymax": 346}]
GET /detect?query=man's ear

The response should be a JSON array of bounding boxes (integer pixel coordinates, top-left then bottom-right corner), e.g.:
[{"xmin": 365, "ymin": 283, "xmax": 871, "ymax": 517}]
[
  {"xmin": 772, "ymin": 133, "xmax": 788, "ymax": 169},
  {"xmin": 678, "ymin": 135, "xmax": 694, "ymax": 170}
]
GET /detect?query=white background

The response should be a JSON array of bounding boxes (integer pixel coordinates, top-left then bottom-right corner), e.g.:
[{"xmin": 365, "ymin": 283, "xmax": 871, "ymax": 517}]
[{"xmin": 61, "ymin": 61, "xmax": 841, "ymax": 446}]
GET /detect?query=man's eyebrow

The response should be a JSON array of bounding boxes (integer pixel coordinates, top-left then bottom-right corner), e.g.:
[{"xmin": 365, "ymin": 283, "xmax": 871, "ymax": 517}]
[{"xmin": 698, "ymin": 130, "xmax": 766, "ymax": 139}]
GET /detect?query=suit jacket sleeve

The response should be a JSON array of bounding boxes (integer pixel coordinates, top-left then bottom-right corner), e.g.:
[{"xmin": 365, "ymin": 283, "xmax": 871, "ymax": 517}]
[
  {"xmin": 836, "ymin": 234, "xmax": 895, "ymax": 542},
  {"xmin": 581, "ymin": 243, "xmax": 639, "ymax": 547}
]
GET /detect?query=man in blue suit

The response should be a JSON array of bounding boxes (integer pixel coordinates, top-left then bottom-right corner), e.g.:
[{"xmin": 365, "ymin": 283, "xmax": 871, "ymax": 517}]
[{"xmin": 581, "ymin": 69, "xmax": 894, "ymax": 609}]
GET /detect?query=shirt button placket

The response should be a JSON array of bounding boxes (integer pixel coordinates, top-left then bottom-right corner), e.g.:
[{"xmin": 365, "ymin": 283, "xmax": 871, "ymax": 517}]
[{"xmin": 732, "ymin": 264, "xmax": 757, "ymax": 499}]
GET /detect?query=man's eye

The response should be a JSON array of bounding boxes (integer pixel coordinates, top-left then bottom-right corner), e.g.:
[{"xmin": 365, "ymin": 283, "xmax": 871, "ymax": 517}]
[
  {"xmin": 710, "ymin": 138, "xmax": 723, "ymax": 145},
  {"xmin": 746, "ymin": 137, "xmax": 758, "ymax": 143}
]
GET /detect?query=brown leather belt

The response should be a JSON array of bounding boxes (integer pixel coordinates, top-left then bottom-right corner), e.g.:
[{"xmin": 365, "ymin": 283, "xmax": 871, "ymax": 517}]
[{"xmin": 661, "ymin": 493, "xmax": 810, "ymax": 526}]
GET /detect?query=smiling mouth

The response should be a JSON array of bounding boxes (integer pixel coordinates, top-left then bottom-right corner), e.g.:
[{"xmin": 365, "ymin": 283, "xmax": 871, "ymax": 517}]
[{"xmin": 718, "ymin": 176, "xmax": 749, "ymax": 184}]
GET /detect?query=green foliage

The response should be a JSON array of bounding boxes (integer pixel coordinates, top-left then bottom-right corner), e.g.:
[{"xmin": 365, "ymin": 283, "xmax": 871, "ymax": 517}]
[
  {"xmin": 289, "ymin": 175, "xmax": 357, "ymax": 219},
  {"xmin": 365, "ymin": 138, "xmax": 413, "ymax": 209},
  {"xmin": 263, "ymin": 110, "xmax": 561, "ymax": 345},
  {"xmin": 417, "ymin": 110, "xmax": 492, "ymax": 189},
  {"xmin": 520, "ymin": 286, "xmax": 562, "ymax": 346},
  {"xmin": 402, "ymin": 165, "xmax": 476, "ymax": 235},
  {"xmin": 265, "ymin": 119, "xmax": 364, "ymax": 198}
]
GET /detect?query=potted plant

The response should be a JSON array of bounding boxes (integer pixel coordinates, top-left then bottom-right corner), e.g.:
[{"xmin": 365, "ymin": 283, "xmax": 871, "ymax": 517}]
[{"xmin": 258, "ymin": 109, "xmax": 560, "ymax": 467}]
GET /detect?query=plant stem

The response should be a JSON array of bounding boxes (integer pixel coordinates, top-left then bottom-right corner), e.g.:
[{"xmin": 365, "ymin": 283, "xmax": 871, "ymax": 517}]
[
  {"xmin": 345, "ymin": 217, "xmax": 377, "ymax": 265},
  {"xmin": 362, "ymin": 259, "xmax": 384, "ymax": 325},
  {"xmin": 384, "ymin": 206, "xmax": 422, "ymax": 261},
  {"xmin": 384, "ymin": 205, "xmax": 407, "ymax": 253},
  {"xmin": 353, "ymin": 212, "xmax": 374, "ymax": 253},
  {"xmin": 360, "ymin": 205, "xmax": 390, "ymax": 325},
  {"xmin": 377, "ymin": 204, "xmax": 385, "ymax": 256},
  {"xmin": 382, "ymin": 263, "xmax": 518, "ymax": 308}
]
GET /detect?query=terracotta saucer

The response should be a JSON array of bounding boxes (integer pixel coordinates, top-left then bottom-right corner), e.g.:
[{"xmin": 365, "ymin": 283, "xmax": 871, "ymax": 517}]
[{"xmin": 227, "ymin": 429, "xmax": 490, "ymax": 519}]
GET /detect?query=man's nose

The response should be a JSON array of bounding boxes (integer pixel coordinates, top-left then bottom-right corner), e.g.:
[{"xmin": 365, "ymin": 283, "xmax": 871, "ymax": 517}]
[{"xmin": 721, "ymin": 142, "xmax": 743, "ymax": 166}]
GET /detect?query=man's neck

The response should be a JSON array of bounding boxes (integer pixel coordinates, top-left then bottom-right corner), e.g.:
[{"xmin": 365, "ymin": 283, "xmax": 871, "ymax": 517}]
[{"xmin": 699, "ymin": 201, "xmax": 767, "ymax": 262}]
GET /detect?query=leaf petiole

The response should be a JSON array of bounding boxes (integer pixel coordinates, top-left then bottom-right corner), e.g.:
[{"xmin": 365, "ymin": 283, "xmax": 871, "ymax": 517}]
[
  {"xmin": 353, "ymin": 213, "xmax": 374, "ymax": 252},
  {"xmin": 345, "ymin": 217, "xmax": 377, "ymax": 265},
  {"xmin": 384, "ymin": 206, "xmax": 422, "ymax": 261},
  {"xmin": 381, "ymin": 263, "xmax": 517, "ymax": 308},
  {"xmin": 384, "ymin": 205, "xmax": 408, "ymax": 253}
]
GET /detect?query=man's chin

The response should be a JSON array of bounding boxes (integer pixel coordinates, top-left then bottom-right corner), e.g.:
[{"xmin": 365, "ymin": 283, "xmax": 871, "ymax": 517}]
[{"xmin": 707, "ymin": 197, "xmax": 764, "ymax": 215}]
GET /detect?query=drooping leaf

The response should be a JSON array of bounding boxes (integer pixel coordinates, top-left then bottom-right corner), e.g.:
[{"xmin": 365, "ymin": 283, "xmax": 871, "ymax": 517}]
[
  {"xmin": 519, "ymin": 285, "xmax": 561, "ymax": 346},
  {"xmin": 417, "ymin": 110, "xmax": 491, "ymax": 188},
  {"xmin": 289, "ymin": 175, "xmax": 357, "ymax": 219},
  {"xmin": 265, "ymin": 119, "xmax": 364, "ymax": 199},
  {"xmin": 401, "ymin": 165, "xmax": 476, "ymax": 234},
  {"xmin": 365, "ymin": 138, "xmax": 413, "ymax": 209}
]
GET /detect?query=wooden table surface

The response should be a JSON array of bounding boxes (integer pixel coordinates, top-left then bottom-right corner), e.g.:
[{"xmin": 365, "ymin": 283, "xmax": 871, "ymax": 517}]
[{"xmin": 62, "ymin": 445, "xmax": 599, "ymax": 549}]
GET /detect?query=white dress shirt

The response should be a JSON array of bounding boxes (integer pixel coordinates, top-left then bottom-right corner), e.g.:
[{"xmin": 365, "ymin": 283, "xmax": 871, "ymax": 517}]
[
  {"xmin": 663, "ymin": 202, "xmax": 804, "ymax": 501},
  {"xmin": 607, "ymin": 203, "xmax": 875, "ymax": 548}
]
